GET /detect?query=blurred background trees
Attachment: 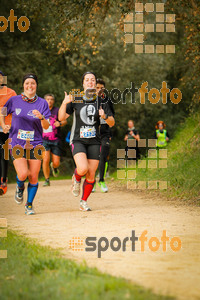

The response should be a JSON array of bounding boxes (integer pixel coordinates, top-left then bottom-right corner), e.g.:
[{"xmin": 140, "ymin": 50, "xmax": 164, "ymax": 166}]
[{"xmin": 0, "ymin": 0, "xmax": 199, "ymax": 173}]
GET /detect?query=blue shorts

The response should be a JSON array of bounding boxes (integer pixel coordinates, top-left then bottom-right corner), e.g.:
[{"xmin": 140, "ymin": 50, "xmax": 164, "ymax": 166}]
[{"xmin": 43, "ymin": 140, "xmax": 61, "ymax": 157}]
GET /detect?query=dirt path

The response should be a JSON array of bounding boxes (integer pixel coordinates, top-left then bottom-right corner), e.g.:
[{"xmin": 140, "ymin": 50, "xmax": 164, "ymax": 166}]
[{"xmin": 1, "ymin": 180, "xmax": 200, "ymax": 300}]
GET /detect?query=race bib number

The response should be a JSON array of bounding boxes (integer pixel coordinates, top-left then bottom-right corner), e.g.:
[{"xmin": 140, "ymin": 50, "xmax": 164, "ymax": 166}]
[
  {"xmin": 43, "ymin": 125, "xmax": 53, "ymax": 133},
  {"xmin": 80, "ymin": 127, "xmax": 96, "ymax": 138},
  {"xmin": 17, "ymin": 129, "xmax": 34, "ymax": 141}
]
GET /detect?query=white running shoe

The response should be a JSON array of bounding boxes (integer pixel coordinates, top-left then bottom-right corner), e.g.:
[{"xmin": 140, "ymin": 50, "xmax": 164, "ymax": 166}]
[
  {"xmin": 15, "ymin": 186, "xmax": 25, "ymax": 205},
  {"xmin": 25, "ymin": 203, "xmax": 35, "ymax": 215},
  {"xmin": 71, "ymin": 174, "xmax": 81, "ymax": 197},
  {"xmin": 98, "ymin": 181, "xmax": 108, "ymax": 193},
  {"xmin": 80, "ymin": 200, "xmax": 91, "ymax": 211}
]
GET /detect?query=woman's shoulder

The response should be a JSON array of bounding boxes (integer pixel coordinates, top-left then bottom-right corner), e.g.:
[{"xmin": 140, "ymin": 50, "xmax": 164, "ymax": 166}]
[{"xmin": 37, "ymin": 96, "xmax": 48, "ymax": 105}]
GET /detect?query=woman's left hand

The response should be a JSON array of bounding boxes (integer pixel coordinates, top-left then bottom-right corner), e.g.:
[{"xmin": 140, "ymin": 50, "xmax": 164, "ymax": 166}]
[{"xmin": 32, "ymin": 110, "xmax": 44, "ymax": 120}]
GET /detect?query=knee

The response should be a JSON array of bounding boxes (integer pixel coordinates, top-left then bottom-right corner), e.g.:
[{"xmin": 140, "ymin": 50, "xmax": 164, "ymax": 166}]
[
  {"xmin": 86, "ymin": 170, "xmax": 96, "ymax": 181},
  {"xmin": 28, "ymin": 173, "xmax": 39, "ymax": 184},
  {"xmin": 53, "ymin": 160, "xmax": 60, "ymax": 168},
  {"xmin": 18, "ymin": 171, "xmax": 28, "ymax": 181},
  {"xmin": 77, "ymin": 165, "xmax": 88, "ymax": 176}
]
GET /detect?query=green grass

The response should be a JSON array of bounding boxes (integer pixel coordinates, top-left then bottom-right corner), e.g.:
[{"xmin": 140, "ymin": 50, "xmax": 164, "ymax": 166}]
[
  {"xmin": 0, "ymin": 231, "xmax": 173, "ymax": 300},
  {"xmin": 112, "ymin": 112, "xmax": 200, "ymax": 201}
]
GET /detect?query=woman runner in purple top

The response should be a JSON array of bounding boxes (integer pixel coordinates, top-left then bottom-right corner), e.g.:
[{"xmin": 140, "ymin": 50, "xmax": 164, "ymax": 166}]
[{"xmin": 0, "ymin": 73, "xmax": 51, "ymax": 215}]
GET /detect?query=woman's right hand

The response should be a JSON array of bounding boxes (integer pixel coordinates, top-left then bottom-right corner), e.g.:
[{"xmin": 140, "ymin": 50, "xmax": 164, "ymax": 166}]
[
  {"xmin": 63, "ymin": 92, "xmax": 73, "ymax": 105},
  {"xmin": 2, "ymin": 124, "xmax": 10, "ymax": 134}
]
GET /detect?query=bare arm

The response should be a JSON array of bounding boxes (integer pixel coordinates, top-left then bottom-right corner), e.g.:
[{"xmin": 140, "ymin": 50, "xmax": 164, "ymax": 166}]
[
  {"xmin": 32, "ymin": 110, "xmax": 49, "ymax": 130},
  {"xmin": 124, "ymin": 134, "xmax": 128, "ymax": 142},
  {"xmin": 99, "ymin": 106, "xmax": 115, "ymax": 128},
  {"xmin": 0, "ymin": 114, "xmax": 10, "ymax": 133},
  {"xmin": 134, "ymin": 134, "xmax": 140, "ymax": 141},
  {"xmin": 58, "ymin": 92, "xmax": 73, "ymax": 121},
  {"xmin": 54, "ymin": 119, "xmax": 68, "ymax": 128}
]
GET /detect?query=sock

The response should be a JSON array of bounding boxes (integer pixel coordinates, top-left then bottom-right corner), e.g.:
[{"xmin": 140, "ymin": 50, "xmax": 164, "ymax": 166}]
[
  {"xmin": 104, "ymin": 161, "xmax": 108, "ymax": 179},
  {"xmin": 16, "ymin": 175, "xmax": 26, "ymax": 189},
  {"xmin": 81, "ymin": 179, "xmax": 95, "ymax": 201},
  {"xmin": 74, "ymin": 168, "xmax": 82, "ymax": 182},
  {"xmin": 27, "ymin": 182, "xmax": 38, "ymax": 205}
]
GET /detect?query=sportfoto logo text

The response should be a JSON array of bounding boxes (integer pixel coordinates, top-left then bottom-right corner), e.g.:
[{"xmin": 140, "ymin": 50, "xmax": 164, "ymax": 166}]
[{"xmin": 69, "ymin": 230, "xmax": 182, "ymax": 258}]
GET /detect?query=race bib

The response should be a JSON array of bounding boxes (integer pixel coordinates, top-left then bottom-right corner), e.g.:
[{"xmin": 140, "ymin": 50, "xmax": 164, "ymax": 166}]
[
  {"xmin": 17, "ymin": 129, "xmax": 34, "ymax": 141},
  {"xmin": 80, "ymin": 127, "xmax": 96, "ymax": 138},
  {"xmin": 43, "ymin": 125, "xmax": 53, "ymax": 134}
]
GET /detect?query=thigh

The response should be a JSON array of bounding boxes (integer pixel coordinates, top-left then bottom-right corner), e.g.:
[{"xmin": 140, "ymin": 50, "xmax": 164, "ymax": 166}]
[
  {"xmin": 28, "ymin": 159, "xmax": 41, "ymax": 177},
  {"xmin": 100, "ymin": 138, "xmax": 110, "ymax": 158},
  {"xmin": 71, "ymin": 142, "xmax": 87, "ymax": 157},
  {"xmin": 43, "ymin": 150, "xmax": 51, "ymax": 162},
  {"xmin": 87, "ymin": 144, "xmax": 101, "ymax": 160},
  {"xmin": 50, "ymin": 142, "xmax": 61, "ymax": 157},
  {"xmin": 43, "ymin": 140, "xmax": 51, "ymax": 151},
  {"xmin": 86, "ymin": 159, "xmax": 99, "ymax": 180},
  {"xmin": 51, "ymin": 153, "xmax": 60, "ymax": 165},
  {"xmin": 73, "ymin": 152, "xmax": 88, "ymax": 174},
  {"xmin": 13, "ymin": 158, "xmax": 29, "ymax": 178}
]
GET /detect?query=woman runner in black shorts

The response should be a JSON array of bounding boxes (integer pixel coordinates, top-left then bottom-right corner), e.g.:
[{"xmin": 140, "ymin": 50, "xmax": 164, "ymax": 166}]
[{"xmin": 58, "ymin": 72, "xmax": 115, "ymax": 211}]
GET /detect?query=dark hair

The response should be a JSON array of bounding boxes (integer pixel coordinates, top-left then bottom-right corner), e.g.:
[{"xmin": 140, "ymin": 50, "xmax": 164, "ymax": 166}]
[
  {"xmin": 96, "ymin": 78, "xmax": 105, "ymax": 87},
  {"xmin": 22, "ymin": 73, "xmax": 38, "ymax": 85},
  {"xmin": 44, "ymin": 93, "xmax": 55, "ymax": 100},
  {"xmin": 81, "ymin": 71, "xmax": 97, "ymax": 84}
]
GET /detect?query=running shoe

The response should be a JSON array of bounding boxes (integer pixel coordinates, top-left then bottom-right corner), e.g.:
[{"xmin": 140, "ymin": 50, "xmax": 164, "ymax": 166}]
[
  {"xmin": 98, "ymin": 181, "xmax": 108, "ymax": 193},
  {"xmin": 50, "ymin": 162, "xmax": 59, "ymax": 177},
  {"xmin": 0, "ymin": 182, "xmax": 7, "ymax": 195},
  {"xmin": 25, "ymin": 203, "xmax": 35, "ymax": 215},
  {"xmin": 43, "ymin": 179, "xmax": 50, "ymax": 187},
  {"xmin": 92, "ymin": 183, "xmax": 96, "ymax": 193},
  {"xmin": 15, "ymin": 186, "xmax": 25, "ymax": 205},
  {"xmin": 80, "ymin": 200, "xmax": 91, "ymax": 212},
  {"xmin": 71, "ymin": 174, "xmax": 81, "ymax": 197}
]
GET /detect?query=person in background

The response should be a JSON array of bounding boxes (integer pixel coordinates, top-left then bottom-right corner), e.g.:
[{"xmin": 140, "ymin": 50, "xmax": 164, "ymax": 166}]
[
  {"xmin": 0, "ymin": 70, "xmax": 17, "ymax": 195},
  {"xmin": 155, "ymin": 120, "xmax": 169, "ymax": 148},
  {"xmin": 93, "ymin": 78, "xmax": 115, "ymax": 193},
  {"xmin": 124, "ymin": 120, "xmax": 140, "ymax": 159},
  {"xmin": 42, "ymin": 94, "xmax": 67, "ymax": 186}
]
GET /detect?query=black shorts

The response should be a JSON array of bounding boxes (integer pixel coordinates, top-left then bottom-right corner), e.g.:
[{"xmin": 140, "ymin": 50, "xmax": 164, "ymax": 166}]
[
  {"xmin": 71, "ymin": 142, "xmax": 101, "ymax": 160},
  {"xmin": 43, "ymin": 140, "xmax": 61, "ymax": 157},
  {"xmin": 10, "ymin": 148, "xmax": 43, "ymax": 160}
]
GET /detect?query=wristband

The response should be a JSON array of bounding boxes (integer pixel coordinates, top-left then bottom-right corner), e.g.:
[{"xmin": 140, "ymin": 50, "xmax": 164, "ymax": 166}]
[
  {"xmin": 103, "ymin": 114, "xmax": 108, "ymax": 120},
  {"xmin": 41, "ymin": 115, "xmax": 45, "ymax": 120},
  {"xmin": 59, "ymin": 121, "xmax": 62, "ymax": 126}
]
